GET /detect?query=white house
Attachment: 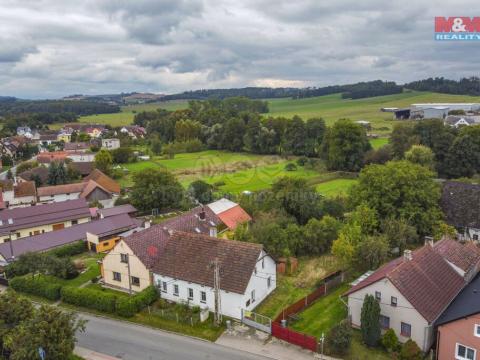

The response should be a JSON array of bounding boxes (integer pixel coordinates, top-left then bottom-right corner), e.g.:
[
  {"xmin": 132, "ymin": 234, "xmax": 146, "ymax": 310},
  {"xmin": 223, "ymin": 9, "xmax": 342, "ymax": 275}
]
[
  {"xmin": 102, "ymin": 138, "xmax": 120, "ymax": 150},
  {"xmin": 66, "ymin": 152, "xmax": 96, "ymax": 163},
  {"xmin": 345, "ymin": 240, "xmax": 480, "ymax": 352}
]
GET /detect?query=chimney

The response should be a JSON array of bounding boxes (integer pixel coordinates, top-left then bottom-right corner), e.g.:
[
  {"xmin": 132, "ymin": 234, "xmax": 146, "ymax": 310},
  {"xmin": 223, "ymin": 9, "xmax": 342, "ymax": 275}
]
[
  {"xmin": 144, "ymin": 220, "xmax": 151, "ymax": 229},
  {"xmin": 424, "ymin": 236, "xmax": 434, "ymax": 247},
  {"xmin": 199, "ymin": 207, "xmax": 206, "ymax": 221},
  {"xmin": 403, "ymin": 249, "xmax": 413, "ymax": 261}
]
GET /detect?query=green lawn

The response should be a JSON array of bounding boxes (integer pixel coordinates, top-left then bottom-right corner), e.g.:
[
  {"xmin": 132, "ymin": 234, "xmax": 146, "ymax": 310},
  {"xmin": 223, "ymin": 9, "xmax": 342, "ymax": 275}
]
[
  {"xmin": 290, "ymin": 283, "xmax": 349, "ymax": 337},
  {"xmin": 316, "ymin": 178, "xmax": 357, "ymax": 197},
  {"xmin": 85, "ymin": 283, "xmax": 130, "ymax": 297},
  {"xmin": 344, "ymin": 331, "xmax": 392, "ymax": 360},
  {"xmin": 369, "ymin": 137, "xmax": 389, "ymax": 149}
]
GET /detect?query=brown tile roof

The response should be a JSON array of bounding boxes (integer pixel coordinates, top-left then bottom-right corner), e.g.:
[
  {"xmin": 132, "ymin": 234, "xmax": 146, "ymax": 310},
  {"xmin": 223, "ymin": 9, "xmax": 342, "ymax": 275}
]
[
  {"xmin": 37, "ymin": 152, "xmax": 68, "ymax": 164},
  {"xmin": 346, "ymin": 244, "xmax": 467, "ymax": 322},
  {"xmin": 80, "ymin": 180, "xmax": 110, "ymax": 198},
  {"xmin": 18, "ymin": 167, "xmax": 49, "ymax": 184},
  {"xmin": 14, "ymin": 181, "xmax": 36, "ymax": 198},
  {"xmin": 0, "ymin": 180, "xmax": 13, "ymax": 191},
  {"xmin": 84, "ymin": 169, "xmax": 120, "ymax": 194},
  {"xmin": 433, "ymin": 238, "xmax": 480, "ymax": 274},
  {"xmin": 440, "ymin": 181, "xmax": 480, "ymax": 229},
  {"xmin": 152, "ymin": 231, "xmax": 262, "ymax": 294},
  {"xmin": 37, "ymin": 182, "xmax": 86, "ymax": 197}
]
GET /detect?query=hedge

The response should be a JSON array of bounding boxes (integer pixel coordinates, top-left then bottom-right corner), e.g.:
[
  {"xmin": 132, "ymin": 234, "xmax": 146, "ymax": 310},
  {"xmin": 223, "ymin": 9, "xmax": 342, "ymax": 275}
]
[
  {"xmin": 116, "ymin": 286, "xmax": 158, "ymax": 317},
  {"xmin": 61, "ymin": 286, "xmax": 117, "ymax": 313},
  {"xmin": 10, "ymin": 276, "xmax": 62, "ymax": 300},
  {"xmin": 48, "ymin": 240, "xmax": 87, "ymax": 258}
]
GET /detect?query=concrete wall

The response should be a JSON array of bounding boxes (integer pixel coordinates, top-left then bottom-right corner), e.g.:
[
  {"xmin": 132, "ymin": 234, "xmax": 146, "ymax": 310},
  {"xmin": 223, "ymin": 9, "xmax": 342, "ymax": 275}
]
[
  {"xmin": 102, "ymin": 240, "xmax": 151, "ymax": 292},
  {"xmin": 152, "ymin": 251, "xmax": 276, "ymax": 319},
  {"xmin": 437, "ymin": 316, "xmax": 480, "ymax": 360},
  {"xmin": 38, "ymin": 192, "xmax": 82, "ymax": 204},
  {"xmin": 0, "ymin": 216, "xmax": 90, "ymax": 243},
  {"xmin": 348, "ymin": 278, "xmax": 431, "ymax": 352}
]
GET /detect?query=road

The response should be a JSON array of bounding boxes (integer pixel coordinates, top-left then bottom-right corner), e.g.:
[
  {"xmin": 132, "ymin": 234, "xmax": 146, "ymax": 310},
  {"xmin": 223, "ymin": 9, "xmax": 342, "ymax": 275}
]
[
  {"xmin": 0, "ymin": 155, "xmax": 37, "ymax": 180},
  {"xmin": 76, "ymin": 314, "xmax": 269, "ymax": 360}
]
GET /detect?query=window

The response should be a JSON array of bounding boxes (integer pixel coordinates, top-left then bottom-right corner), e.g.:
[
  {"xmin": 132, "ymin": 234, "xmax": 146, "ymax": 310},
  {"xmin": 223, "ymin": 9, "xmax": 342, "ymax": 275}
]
[
  {"xmin": 131, "ymin": 276, "xmax": 140, "ymax": 286},
  {"xmin": 200, "ymin": 291, "xmax": 206, "ymax": 303},
  {"xmin": 245, "ymin": 299, "xmax": 251, "ymax": 307},
  {"xmin": 400, "ymin": 322, "xmax": 411, "ymax": 337},
  {"xmin": 267, "ymin": 276, "xmax": 271, "ymax": 288},
  {"xmin": 113, "ymin": 272, "xmax": 121, "ymax": 281},
  {"xmin": 120, "ymin": 253, "xmax": 128, "ymax": 263},
  {"xmin": 162, "ymin": 281, "xmax": 167, "ymax": 293},
  {"xmin": 72, "ymin": 220, "xmax": 78, "ymax": 225},
  {"xmin": 251, "ymin": 290, "xmax": 255, "ymax": 303},
  {"xmin": 262, "ymin": 258, "xmax": 265, "ymax": 269},
  {"xmin": 456, "ymin": 343, "xmax": 476, "ymax": 360},
  {"xmin": 173, "ymin": 284, "xmax": 179, "ymax": 296},
  {"xmin": 188, "ymin": 288, "xmax": 194, "ymax": 300},
  {"xmin": 475, "ymin": 324, "xmax": 480, "ymax": 338},
  {"xmin": 29, "ymin": 232, "xmax": 32, "ymax": 236},
  {"xmin": 375, "ymin": 291, "xmax": 381, "ymax": 302},
  {"xmin": 391, "ymin": 296, "xmax": 397, "ymax": 307},
  {"xmin": 474, "ymin": 234, "xmax": 479, "ymax": 241},
  {"xmin": 379, "ymin": 315, "xmax": 390, "ymax": 329},
  {"xmin": 16, "ymin": 232, "xmax": 20, "ymax": 238}
]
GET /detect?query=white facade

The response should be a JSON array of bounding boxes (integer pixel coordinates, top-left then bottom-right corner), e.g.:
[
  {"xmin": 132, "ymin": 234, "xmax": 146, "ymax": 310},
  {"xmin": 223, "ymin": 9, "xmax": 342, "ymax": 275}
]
[
  {"xmin": 152, "ymin": 251, "xmax": 276, "ymax": 319},
  {"xmin": 348, "ymin": 278, "xmax": 433, "ymax": 352},
  {"xmin": 67, "ymin": 153, "xmax": 95, "ymax": 162},
  {"xmin": 102, "ymin": 139, "xmax": 120, "ymax": 150},
  {"xmin": 412, "ymin": 103, "xmax": 480, "ymax": 112},
  {"xmin": 38, "ymin": 192, "xmax": 82, "ymax": 204}
]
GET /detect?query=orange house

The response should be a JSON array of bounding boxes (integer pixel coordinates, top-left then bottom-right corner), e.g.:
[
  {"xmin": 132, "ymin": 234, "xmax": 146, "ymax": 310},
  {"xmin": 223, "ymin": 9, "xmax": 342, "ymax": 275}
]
[{"xmin": 436, "ymin": 274, "xmax": 480, "ymax": 360}]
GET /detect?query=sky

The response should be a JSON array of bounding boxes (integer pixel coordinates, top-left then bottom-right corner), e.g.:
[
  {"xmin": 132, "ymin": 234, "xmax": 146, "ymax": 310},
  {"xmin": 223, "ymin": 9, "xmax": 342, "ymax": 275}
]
[{"xmin": 1, "ymin": 0, "xmax": 479, "ymax": 98}]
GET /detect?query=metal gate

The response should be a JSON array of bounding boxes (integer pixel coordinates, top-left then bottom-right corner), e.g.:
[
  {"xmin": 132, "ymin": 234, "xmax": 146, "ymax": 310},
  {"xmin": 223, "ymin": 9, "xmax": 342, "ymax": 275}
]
[{"xmin": 241, "ymin": 309, "xmax": 272, "ymax": 334}]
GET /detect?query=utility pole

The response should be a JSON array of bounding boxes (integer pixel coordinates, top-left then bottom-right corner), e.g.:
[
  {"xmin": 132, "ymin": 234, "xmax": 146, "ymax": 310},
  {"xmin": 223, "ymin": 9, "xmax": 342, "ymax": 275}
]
[
  {"xmin": 126, "ymin": 253, "xmax": 132, "ymax": 295},
  {"xmin": 212, "ymin": 258, "xmax": 222, "ymax": 326},
  {"xmin": 320, "ymin": 332, "xmax": 325, "ymax": 359}
]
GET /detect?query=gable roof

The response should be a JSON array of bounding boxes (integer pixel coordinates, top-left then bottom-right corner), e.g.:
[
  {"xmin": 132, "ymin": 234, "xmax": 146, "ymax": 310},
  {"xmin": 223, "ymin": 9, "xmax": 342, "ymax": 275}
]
[
  {"xmin": 0, "ymin": 199, "xmax": 91, "ymax": 236},
  {"xmin": 345, "ymin": 244, "xmax": 466, "ymax": 322},
  {"xmin": 208, "ymin": 198, "xmax": 238, "ymax": 214},
  {"xmin": 436, "ymin": 273, "xmax": 480, "ymax": 326},
  {"xmin": 37, "ymin": 182, "xmax": 86, "ymax": 197},
  {"xmin": 18, "ymin": 166, "xmax": 49, "ymax": 184},
  {"xmin": 84, "ymin": 169, "xmax": 120, "ymax": 194},
  {"xmin": 440, "ymin": 181, "xmax": 480, "ymax": 229},
  {"xmin": 37, "ymin": 152, "xmax": 67, "ymax": 164},
  {"xmin": 0, "ymin": 214, "xmax": 137, "ymax": 262},
  {"xmin": 64, "ymin": 142, "xmax": 90, "ymax": 151},
  {"xmin": 98, "ymin": 204, "xmax": 137, "ymax": 218},
  {"xmin": 215, "ymin": 205, "xmax": 252, "ymax": 230},
  {"xmin": 433, "ymin": 238, "xmax": 480, "ymax": 274},
  {"xmin": 14, "ymin": 181, "xmax": 36, "ymax": 198},
  {"xmin": 80, "ymin": 180, "xmax": 110, "ymax": 198},
  {"xmin": 152, "ymin": 231, "xmax": 262, "ymax": 294},
  {"xmin": 69, "ymin": 162, "xmax": 93, "ymax": 176}
]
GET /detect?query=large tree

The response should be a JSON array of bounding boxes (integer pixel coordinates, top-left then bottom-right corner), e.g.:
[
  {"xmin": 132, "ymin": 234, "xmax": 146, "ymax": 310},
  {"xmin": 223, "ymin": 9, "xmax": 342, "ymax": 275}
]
[
  {"xmin": 350, "ymin": 160, "xmax": 442, "ymax": 235},
  {"xmin": 360, "ymin": 294, "xmax": 381, "ymax": 347},
  {"xmin": 283, "ymin": 116, "xmax": 307, "ymax": 155},
  {"xmin": 404, "ymin": 145, "xmax": 435, "ymax": 169},
  {"xmin": 322, "ymin": 119, "xmax": 371, "ymax": 171},
  {"xmin": 94, "ymin": 149, "xmax": 113, "ymax": 175},
  {"xmin": 130, "ymin": 168, "xmax": 185, "ymax": 212}
]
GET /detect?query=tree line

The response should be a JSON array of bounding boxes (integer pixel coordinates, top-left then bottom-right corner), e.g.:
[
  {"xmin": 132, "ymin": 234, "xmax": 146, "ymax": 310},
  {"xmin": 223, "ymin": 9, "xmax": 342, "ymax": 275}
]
[{"xmin": 405, "ymin": 76, "xmax": 480, "ymax": 96}]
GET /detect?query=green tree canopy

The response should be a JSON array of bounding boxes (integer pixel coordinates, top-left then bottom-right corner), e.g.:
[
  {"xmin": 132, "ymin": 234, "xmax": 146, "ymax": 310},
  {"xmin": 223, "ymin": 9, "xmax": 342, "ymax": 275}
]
[
  {"xmin": 405, "ymin": 145, "xmax": 435, "ymax": 169},
  {"xmin": 94, "ymin": 149, "xmax": 113, "ymax": 175},
  {"xmin": 360, "ymin": 294, "xmax": 381, "ymax": 347}
]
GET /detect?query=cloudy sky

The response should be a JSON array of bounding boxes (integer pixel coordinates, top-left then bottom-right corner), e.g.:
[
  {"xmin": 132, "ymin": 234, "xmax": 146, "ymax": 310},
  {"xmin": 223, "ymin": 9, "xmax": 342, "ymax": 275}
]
[{"xmin": 1, "ymin": 0, "xmax": 479, "ymax": 98}]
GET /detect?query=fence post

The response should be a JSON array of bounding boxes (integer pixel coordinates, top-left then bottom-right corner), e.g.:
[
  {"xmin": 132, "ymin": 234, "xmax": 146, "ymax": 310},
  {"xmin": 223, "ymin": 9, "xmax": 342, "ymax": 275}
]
[
  {"xmin": 176, "ymin": 313, "xmax": 178, "ymax": 323},
  {"xmin": 191, "ymin": 317, "xmax": 193, "ymax": 327}
]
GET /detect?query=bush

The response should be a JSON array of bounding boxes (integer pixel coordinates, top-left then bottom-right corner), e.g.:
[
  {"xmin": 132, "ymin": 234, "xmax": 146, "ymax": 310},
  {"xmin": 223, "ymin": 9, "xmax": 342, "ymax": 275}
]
[
  {"xmin": 10, "ymin": 276, "xmax": 62, "ymax": 300},
  {"xmin": 116, "ymin": 286, "xmax": 158, "ymax": 317},
  {"xmin": 48, "ymin": 241, "xmax": 87, "ymax": 258},
  {"xmin": 325, "ymin": 320, "xmax": 352, "ymax": 356},
  {"xmin": 116, "ymin": 297, "xmax": 138, "ymax": 317},
  {"xmin": 48, "ymin": 256, "xmax": 79, "ymax": 279},
  {"xmin": 61, "ymin": 287, "xmax": 117, "ymax": 313},
  {"xmin": 381, "ymin": 329, "xmax": 400, "ymax": 353},
  {"xmin": 297, "ymin": 156, "xmax": 308, "ymax": 166},
  {"xmin": 284, "ymin": 163, "xmax": 297, "ymax": 171},
  {"xmin": 399, "ymin": 339, "xmax": 423, "ymax": 360}
]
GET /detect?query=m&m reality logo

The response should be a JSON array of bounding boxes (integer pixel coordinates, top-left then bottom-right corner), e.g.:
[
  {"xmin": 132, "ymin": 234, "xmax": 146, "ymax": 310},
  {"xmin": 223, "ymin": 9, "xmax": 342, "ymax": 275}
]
[{"xmin": 435, "ymin": 17, "xmax": 480, "ymax": 40}]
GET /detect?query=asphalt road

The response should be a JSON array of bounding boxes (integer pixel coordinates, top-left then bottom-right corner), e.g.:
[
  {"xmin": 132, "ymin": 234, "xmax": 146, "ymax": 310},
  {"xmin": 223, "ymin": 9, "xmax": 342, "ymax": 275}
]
[{"xmin": 76, "ymin": 314, "xmax": 269, "ymax": 360}]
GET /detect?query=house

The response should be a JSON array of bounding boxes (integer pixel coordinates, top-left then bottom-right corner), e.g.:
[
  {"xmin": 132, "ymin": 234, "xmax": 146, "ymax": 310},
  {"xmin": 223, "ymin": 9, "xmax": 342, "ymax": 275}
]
[
  {"xmin": 102, "ymin": 138, "xmax": 120, "ymax": 150},
  {"xmin": 345, "ymin": 239, "xmax": 480, "ymax": 352},
  {"xmin": 17, "ymin": 166, "xmax": 49, "ymax": 185},
  {"xmin": 444, "ymin": 115, "xmax": 478, "ymax": 128},
  {"xmin": 435, "ymin": 274, "xmax": 480, "ymax": 360},
  {"xmin": 0, "ymin": 136, "xmax": 30, "ymax": 159},
  {"xmin": 10, "ymin": 181, "xmax": 36, "ymax": 207},
  {"xmin": 66, "ymin": 151, "xmax": 96, "ymax": 163},
  {"xmin": 0, "ymin": 198, "xmax": 91, "ymax": 243},
  {"xmin": 103, "ymin": 229, "xmax": 276, "ymax": 319},
  {"xmin": 39, "ymin": 133, "xmax": 58, "ymax": 145},
  {"xmin": 440, "ymin": 181, "xmax": 480, "ymax": 241},
  {"xmin": 69, "ymin": 162, "xmax": 94, "ymax": 177},
  {"xmin": 64, "ymin": 142, "xmax": 90, "ymax": 152},
  {"xmin": 207, "ymin": 198, "xmax": 252, "ymax": 231},
  {"xmin": 98, "ymin": 204, "xmax": 137, "ymax": 219},
  {"xmin": 57, "ymin": 133, "xmax": 72, "ymax": 143},
  {"xmin": 16, "ymin": 127, "xmax": 33, "ymax": 138},
  {"xmin": 37, "ymin": 180, "xmax": 116, "ymax": 207},
  {"xmin": 0, "ymin": 213, "xmax": 140, "ymax": 264},
  {"xmin": 84, "ymin": 126, "xmax": 106, "ymax": 138},
  {"xmin": 120, "ymin": 125, "xmax": 146, "ymax": 139},
  {"xmin": 83, "ymin": 169, "xmax": 121, "ymax": 195},
  {"xmin": 37, "ymin": 151, "xmax": 68, "ymax": 164}
]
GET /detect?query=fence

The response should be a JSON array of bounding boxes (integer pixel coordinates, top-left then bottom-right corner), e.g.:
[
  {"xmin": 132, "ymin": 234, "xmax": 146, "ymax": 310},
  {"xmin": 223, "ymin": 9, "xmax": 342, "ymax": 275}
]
[
  {"xmin": 241, "ymin": 309, "xmax": 272, "ymax": 334},
  {"xmin": 151, "ymin": 308, "xmax": 201, "ymax": 326},
  {"xmin": 271, "ymin": 270, "xmax": 344, "ymax": 352}
]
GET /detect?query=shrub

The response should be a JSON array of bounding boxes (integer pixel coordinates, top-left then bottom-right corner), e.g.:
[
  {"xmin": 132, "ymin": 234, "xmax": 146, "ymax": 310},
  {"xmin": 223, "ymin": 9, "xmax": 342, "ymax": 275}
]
[
  {"xmin": 284, "ymin": 163, "xmax": 297, "ymax": 171},
  {"xmin": 381, "ymin": 329, "xmax": 400, "ymax": 353},
  {"xmin": 296, "ymin": 156, "xmax": 308, "ymax": 166},
  {"xmin": 48, "ymin": 241, "xmax": 87, "ymax": 258},
  {"xmin": 399, "ymin": 339, "xmax": 423, "ymax": 360},
  {"xmin": 325, "ymin": 320, "xmax": 352, "ymax": 356},
  {"xmin": 10, "ymin": 276, "xmax": 62, "ymax": 300},
  {"xmin": 116, "ymin": 297, "xmax": 138, "ymax": 317},
  {"xmin": 61, "ymin": 287, "xmax": 117, "ymax": 313},
  {"xmin": 48, "ymin": 256, "xmax": 79, "ymax": 279},
  {"xmin": 115, "ymin": 286, "xmax": 158, "ymax": 317},
  {"xmin": 360, "ymin": 294, "xmax": 381, "ymax": 346}
]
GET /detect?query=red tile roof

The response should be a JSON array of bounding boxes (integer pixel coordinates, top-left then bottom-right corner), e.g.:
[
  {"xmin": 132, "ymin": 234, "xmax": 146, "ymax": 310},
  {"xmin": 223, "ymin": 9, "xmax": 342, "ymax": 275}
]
[
  {"xmin": 433, "ymin": 238, "xmax": 480, "ymax": 274},
  {"xmin": 84, "ymin": 169, "xmax": 120, "ymax": 194},
  {"xmin": 216, "ymin": 205, "xmax": 252, "ymax": 230},
  {"xmin": 37, "ymin": 152, "xmax": 68, "ymax": 164},
  {"xmin": 14, "ymin": 181, "xmax": 36, "ymax": 198},
  {"xmin": 153, "ymin": 231, "xmax": 262, "ymax": 294},
  {"xmin": 37, "ymin": 182, "xmax": 86, "ymax": 197},
  {"xmin": 345, "ymin": 244, "xmax": 468, "ymax": 322}
]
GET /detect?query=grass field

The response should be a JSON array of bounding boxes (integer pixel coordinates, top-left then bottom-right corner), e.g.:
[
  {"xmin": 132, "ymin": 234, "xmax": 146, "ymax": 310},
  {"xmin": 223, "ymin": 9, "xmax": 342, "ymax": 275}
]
[
  {"xmin": 369, "ymin": 137, "xmax": 389, "ymax": 149},
  {"xmin": 315, "ymin": 178, "xmax": 357, "ymax": 197}
]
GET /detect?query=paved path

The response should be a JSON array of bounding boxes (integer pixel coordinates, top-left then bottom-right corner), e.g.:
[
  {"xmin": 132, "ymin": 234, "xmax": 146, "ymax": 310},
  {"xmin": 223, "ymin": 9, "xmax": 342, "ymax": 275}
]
[{"xmin": 76, "ymin": 313, "xmax": 269, "ymax": 360}]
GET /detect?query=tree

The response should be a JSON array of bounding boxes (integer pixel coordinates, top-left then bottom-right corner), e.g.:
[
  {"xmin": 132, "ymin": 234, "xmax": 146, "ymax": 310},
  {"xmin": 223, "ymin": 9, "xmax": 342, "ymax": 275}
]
[
  {"xmin": 283, "ymin": 116, "xmax": 307, "ymax": 155},
  {"xmin": 399, "ymin": 339, "xmax": 423, "ymax": 360},
  {"xmin": 305, "ymin": 118, "xmax": 326, "ymax": 157},
  {"xmin": 5, "ymin": 305, "xmax": 85, "ymax": 360},
  {"xmin": 360, "ymin": 294, "xmax": 381, "ymax": 347},
  {"xmin": 322, "ymin": 119, "xmax": 371, "ymax": 171},
  {"xmin": 364, "ymin": 144, "xmax": 393, "ymax": 165},
  {"xmin": 6, "ymin": 169, "xmax": 13, "ymax": 180},
  {"xmin": 30, "ymin": 173, "xmax": 43, "ymax": 187},
  {"xmin": 16, "ymin": 160, "xmax": 39, "ymax": 174},
  {"xmin": 433, "ymin": 221, "xmax": 457, "ymax": 241},
  {"xmin": 130, "ymin": 168, "xmax": 184, "ymax": 212},
  {"xmin": 389, "ymin": 123, "xmax": 418, "ymax": 158},
  {"xmin": 350, "ymin": 161, "xmax": 442, "ymax": 235},
  {"xmin": 188, "ymin": 180, "xmax": 214, "ymax": 204},
  {"xmin": 150, "ymin": 137, "xmax": 163, "ymax": 155},
  {"xmin": 302, "ymin": 216, "xmax": 342, "ymax": 255},
  {"xmin": 94, "ymin": 149, "xmax": 113, "ymax": 175},
  {"xmin": 221, "ymin": 118, "xmax": 246, "ymax": 152},
  {"xmin": 444, "ymin": 127, "xmax": 480, "ymax": 178},
  {"xmin": 326, "ymin": 320, "xmax": 352, "ymax": 356},
  {"xmin": 381, "ymin": 328, "xmax": 400, "ymax": 353},
  {"xmin": 405, "ymin": 145, "xmax": 435, "ymax": 169},
  {"xmin": 111, "ymin": 147, "xmax": 133, "ymax": 164},
  {"xmin": 381, "ymin": 218, "xmax": 418, "ymax": 253},
  {"xmin": 48, "ymin": 161, "xmax": 67, "ymax": 185},
  {"xmin": 353, "ymin": 235, "xmax": 389, "ymax": 272},
  {"xmin": 332, "ymin": 224, "xmax": 362, "ymax": 267}
]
